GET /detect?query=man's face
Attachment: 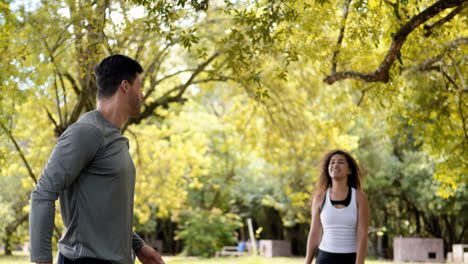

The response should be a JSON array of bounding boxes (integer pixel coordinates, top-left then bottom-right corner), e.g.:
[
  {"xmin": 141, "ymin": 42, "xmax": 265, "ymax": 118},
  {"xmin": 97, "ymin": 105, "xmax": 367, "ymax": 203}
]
[{"xmin": 128, "ymin": 74, "xmax": 143, "ymax": 117}]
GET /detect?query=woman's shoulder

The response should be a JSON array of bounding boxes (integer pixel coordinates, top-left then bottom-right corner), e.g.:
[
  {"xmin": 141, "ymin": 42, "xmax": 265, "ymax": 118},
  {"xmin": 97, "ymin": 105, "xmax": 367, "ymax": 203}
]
[
  {"xmin": 355, "ymin": 189, "xmax": 368, "ymax": 205},
  {"xmin": 354, "ymin": 189, "xmax": 367, "ymax": 197},
  {"xmin": 312, "ymin": 191, "xmax": 327, "ymax": 206}
]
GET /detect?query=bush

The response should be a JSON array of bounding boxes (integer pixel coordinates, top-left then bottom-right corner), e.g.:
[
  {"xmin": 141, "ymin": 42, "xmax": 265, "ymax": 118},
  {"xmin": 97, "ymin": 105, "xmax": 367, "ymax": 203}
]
[{"xmin": 175, "ymin": 208, "xmax": 243, "ymax": 257}]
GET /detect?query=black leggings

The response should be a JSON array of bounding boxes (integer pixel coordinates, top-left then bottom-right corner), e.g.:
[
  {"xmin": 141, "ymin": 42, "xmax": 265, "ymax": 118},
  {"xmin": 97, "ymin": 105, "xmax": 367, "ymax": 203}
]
[
  {"xmin": 316, "ymin": 249, "xmax": 356, "ymax": 264},
  {"xmin": 58, "ymin": 252, "xmax": 111, "ymax": 264}
]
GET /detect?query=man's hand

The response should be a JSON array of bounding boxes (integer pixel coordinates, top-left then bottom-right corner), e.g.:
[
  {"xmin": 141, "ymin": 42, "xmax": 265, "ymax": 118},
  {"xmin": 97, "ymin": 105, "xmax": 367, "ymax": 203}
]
[{"xmin": 136, "ymin": 244, "xmax": 165, "ymax": 264}]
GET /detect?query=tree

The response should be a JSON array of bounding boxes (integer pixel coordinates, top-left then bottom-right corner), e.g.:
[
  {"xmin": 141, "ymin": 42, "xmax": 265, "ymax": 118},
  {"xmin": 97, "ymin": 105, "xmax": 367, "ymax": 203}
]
[
  {"xmin": 314, "ymin": 0, "xmax": 468, "ymax": 194},
  {"xmin": 354, "ymin": 121, "xmax": 468, "ymax": 256},
  {"xmin": 136, "ymin": 0, "xmax": 468, "ymax": 194},
  {"xmin": 0, "ymin": 0, "xmax": 260, "ymax": 250},
  {"xmin": 1, "ymin": 0, "xmax": 467, "ymax": 256},
  {"xmin": 322, "ymin": 0, "xmax": 467, "ymax": 84}
]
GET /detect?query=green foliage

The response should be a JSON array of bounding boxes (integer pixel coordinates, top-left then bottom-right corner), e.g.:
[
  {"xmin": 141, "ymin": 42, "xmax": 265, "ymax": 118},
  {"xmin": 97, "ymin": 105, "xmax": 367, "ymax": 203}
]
[
  {"xmin": 354, "ymin": 121, "xmax": 468, "ymax": 252},
  {"xmin": 360, "ymin": 37, "xmax": 468, "ymax": 197},
  {"xmin": 1, "ymin": 0, "xmax": 466, "ymax": 256},
  {"xmin": 174, "ymin": 208, "xmax": 242, "ymax": 257}
]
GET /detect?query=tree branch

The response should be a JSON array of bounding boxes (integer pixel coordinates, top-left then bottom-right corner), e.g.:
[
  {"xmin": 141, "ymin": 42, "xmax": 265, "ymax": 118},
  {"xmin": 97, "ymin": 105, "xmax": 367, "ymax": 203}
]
[
  {"xmin": 357, "ymin": 85, "xmax": 377, "ymax": 106},
  {"xmin": 122, "ymin": 50, "xmax": 222, "ymax": 132},
  {"xmin": 458, "ymin": 95, "xmax": 468, "ymax": 146},
  {"xmin": 424, "ymin": 2, "xmax": 468, "ymax": 37},
  {"xmin": 142, "ymin": 40, "xmax": 177, "ymax": 81},
  {"xmin": 449, "ymin": 54, "xmax": 468, "ymax": 144},
  {"xmin": 417, "ymin": 55, "xmax": 444, "ymax": 71},
  {"xmin": 53, "ymin": 74, "xmax": 64, "ymax": 126},
  {"xmin": 458, "ymin": 222, "xmax": 468, "ymax": 242},
  {"xmin": 35, "ymin": 28, "xmax": 67, "ymax": 128},
  {"xmin": 331, "ymin": 0, "xmax": 352, "ymax": 74},
  {"xmin": 323, "ymin": 0, "xmax": 467, "ymax": 85},
  {"xmin": 449, "ymin": 54, "xmax": 467, "ymax": 91},
  {"xmin": 0, "ymin": 120, "xmax": 38, "ymax": 184},
  {"xmin": 416, "ymin": 37, "xmax": 468, "ymax": 71},
  {"xmin": 141, "ymin": 42, "xmax": 178, "ymax": 100},
  {"xmin": 125, "ymin": 128, "xmax": 143, "ymax": 168},
  {"xmin": 218, "ymin": 75, "xmax": 257, "ymax": 99},
  {"xmin": 143, "ymin": 69, "xmax": 197, "ymax": 101},
  {"xmin": 64, "ymin": 72, "xmax": 81, "ymax": 96},
  {"xmin": 43, "ymin": 107, "xmax": 65, "ymax": 137},
  {"xmin": 442, "ymin": 70, "xmax": 460, "ymax": 90},
  {"xmin": 191, "ymin": 76, "xmax": 231, "ymax": 85},
  {"xmin": 68, "ymin": 86, "xmax": 91, "ymax": 131},
  {"xmin": 65, "ymin": 1, "xmax": 108, "ymax": 131}
]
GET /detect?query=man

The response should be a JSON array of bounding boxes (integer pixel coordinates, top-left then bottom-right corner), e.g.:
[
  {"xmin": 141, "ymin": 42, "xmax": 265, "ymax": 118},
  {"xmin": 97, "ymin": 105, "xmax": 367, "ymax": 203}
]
[{"xmin": 29, "ymin": 55, "xmax": 165, "ymax": 264}]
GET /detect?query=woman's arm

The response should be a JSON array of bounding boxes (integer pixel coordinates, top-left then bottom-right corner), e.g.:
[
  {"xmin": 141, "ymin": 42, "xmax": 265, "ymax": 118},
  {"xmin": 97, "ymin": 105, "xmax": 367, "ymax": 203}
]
[
  {"xmin": 305, "ymin": 192, "xmax": 324, "ymax": 264},
  {"xmin": 356, "ymin": 190, "xmax": 369, "ymax": 264}
]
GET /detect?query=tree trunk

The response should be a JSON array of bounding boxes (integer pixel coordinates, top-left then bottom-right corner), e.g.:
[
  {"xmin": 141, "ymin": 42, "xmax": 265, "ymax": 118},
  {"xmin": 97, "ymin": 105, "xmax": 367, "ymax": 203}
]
[{"xmin": 3, "ymin": 228, "xmax": 13, "ymax": 256}]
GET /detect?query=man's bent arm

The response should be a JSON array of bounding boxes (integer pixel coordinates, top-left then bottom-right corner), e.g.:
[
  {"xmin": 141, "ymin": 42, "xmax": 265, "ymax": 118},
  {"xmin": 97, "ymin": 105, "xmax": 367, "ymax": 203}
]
[
  {"xmin": 132, "ymin": 232, "xmax": 146, "ymax": 251},
  {"xmin": 29, "ymin": 123, "xmax": 102, "ymax": 263},
  {"xmin": 30, "ymin": 189, "xmax": 58, "ymax": 263}
]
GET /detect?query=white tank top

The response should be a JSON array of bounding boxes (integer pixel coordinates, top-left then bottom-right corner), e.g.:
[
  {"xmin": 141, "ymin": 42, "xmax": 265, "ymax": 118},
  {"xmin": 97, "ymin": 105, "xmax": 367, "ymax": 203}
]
[{"xmin": 318, "ymin": 187, "xmax": 358, "ymax": 253}]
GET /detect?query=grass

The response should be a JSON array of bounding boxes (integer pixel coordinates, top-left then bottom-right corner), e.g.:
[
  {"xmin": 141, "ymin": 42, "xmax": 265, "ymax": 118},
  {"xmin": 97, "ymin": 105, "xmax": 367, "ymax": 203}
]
[
  {"xmin": 160, "ymin": 256, "xmax": 434, "ymax": 264},
  {"xmin": 0, "ymin": 251, "xmax": 30, "ymax": 264},
  {"xmin": 0, "ymin": 251, "xmax": 440, "ymax": 264},
  {"xmin": 155, "ymin": 256, "xmax": 305, "ymax": 264}
]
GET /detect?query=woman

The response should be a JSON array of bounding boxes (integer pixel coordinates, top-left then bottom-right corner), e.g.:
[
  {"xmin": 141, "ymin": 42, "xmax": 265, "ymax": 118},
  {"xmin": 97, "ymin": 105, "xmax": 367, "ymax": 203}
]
[{"xmin": 305, "ymin": 150, "xmax": 369, "ymax": 264}]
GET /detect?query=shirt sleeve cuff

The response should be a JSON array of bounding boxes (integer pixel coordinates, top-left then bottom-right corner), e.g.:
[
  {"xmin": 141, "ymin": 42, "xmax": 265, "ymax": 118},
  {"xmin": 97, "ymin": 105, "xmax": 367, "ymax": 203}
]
[{"xmin": 132, "ymin": 232, "xmax": 146, "ymax": 251}]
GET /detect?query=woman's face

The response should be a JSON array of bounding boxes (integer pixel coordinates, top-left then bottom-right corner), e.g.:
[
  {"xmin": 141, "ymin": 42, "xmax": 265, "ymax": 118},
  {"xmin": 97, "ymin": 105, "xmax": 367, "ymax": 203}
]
[{"xmin": 328, "ymin": 154, "xmax": 352, "ymax": 180}]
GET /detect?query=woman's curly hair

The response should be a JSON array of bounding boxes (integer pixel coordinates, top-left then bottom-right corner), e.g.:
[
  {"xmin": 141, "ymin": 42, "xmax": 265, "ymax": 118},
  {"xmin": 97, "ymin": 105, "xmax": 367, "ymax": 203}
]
[{"xmin": 315, "ymin": 149, "xmax": 362, "ymax": 193}]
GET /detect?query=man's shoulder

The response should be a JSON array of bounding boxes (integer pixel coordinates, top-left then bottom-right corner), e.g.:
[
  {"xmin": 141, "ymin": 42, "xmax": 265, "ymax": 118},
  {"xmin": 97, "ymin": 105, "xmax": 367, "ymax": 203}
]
[
  {"xmin": 60, "ymin": 121, "xmax": 104, "ymax": 145},
  {"xmin": 77, "ymin": 110, "xmax": 121, "ymax": 137},
  {"xmin": 77, "ymin": 110, "xmax": 104, "ymax": 127},
  {"xmin": 68, "ymin": 121, "xmax": 103, "ymax": 135},
  {"xmin": 61, "ymin": 111, "xmax": 105, "ymax": 142},
  {"xmin": 73, "ymin": 110, "xmax": 114, "ymax": 135}
]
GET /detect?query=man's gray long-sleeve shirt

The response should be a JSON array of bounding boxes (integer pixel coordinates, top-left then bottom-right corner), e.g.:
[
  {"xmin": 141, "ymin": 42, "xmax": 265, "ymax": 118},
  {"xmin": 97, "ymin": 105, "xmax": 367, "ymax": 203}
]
[{"xmin": 30, "ymin": 110, "xmax": 145, "ymax": 264}]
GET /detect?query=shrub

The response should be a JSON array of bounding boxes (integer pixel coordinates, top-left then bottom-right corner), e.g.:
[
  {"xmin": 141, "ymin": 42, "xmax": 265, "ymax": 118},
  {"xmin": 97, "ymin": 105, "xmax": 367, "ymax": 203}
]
[{"xmin": 175, "ymin": 208, "xmax": 243, "ymax": 257}]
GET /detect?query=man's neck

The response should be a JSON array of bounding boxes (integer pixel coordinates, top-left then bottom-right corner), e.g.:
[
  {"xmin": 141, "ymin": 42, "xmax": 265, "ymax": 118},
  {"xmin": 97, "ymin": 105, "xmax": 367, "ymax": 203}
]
[{"xmin": 97, "ymin": 99, "xmax": 127, "ymax": 129}]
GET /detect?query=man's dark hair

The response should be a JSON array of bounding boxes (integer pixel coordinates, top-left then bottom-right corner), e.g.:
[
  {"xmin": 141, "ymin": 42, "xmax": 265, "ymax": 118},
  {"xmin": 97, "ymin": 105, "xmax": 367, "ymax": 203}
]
[{"xmin": 94, "ymin": 54, "xmax": 143, "ymax": 99}]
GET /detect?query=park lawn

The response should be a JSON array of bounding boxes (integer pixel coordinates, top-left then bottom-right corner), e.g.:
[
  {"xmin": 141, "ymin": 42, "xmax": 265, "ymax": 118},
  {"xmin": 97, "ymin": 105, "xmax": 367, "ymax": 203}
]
[
  {"xmin": 162, "ymin": 256, "xmax": 304, "ymax": 263},
  {"xmin": 155, "ymin": 256, "xmax": 305, "ymax": 264},
  {"xmin": 149, "ymin": 255, "xmax": 422, "ymax": 264},
  {"xmin": 0, "ymin": 252, "xmax": 433, "ymax": 264},
  {"xmin": 149, "ymin": 256, "xmax": 442, "ymax": 264},
  {"xmin": 0, "ymin": 251, "xmax": 30, "ymax": 264}
]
